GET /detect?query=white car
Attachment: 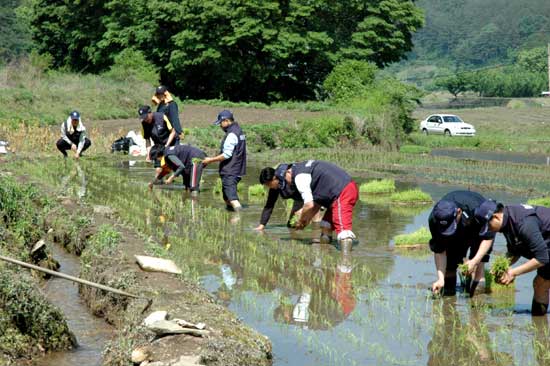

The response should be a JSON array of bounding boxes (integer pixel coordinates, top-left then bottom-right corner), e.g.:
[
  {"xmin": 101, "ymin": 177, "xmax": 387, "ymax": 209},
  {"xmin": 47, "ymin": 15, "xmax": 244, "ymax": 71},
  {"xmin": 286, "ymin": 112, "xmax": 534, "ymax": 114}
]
[{"xmin": 419, "ymin": 114, "xmax": 476, "ymax": 136}]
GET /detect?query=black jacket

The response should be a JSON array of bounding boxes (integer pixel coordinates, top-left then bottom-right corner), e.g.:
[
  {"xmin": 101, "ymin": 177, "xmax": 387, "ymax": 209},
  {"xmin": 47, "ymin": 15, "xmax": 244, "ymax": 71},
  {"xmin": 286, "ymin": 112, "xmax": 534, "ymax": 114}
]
[
  {"xmin": 157, "ymin": 101, "xmax": 182, "ymax": 135},
  {"xmin": 500, "ymin": 204, "xmax": 550, "ymax": 265},
  {"xmin": 164, "ymin": 144, "xmax": 206, "ymax": 177},
  {"xmin": 142, "ymin": 112, "xmax": 174, "ymax": 146}
]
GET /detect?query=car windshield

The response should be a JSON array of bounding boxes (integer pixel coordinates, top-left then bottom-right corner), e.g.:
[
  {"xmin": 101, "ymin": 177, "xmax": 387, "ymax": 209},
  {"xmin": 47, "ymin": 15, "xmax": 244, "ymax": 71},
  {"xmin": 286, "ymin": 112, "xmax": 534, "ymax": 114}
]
[{"xmin": 443, "ymin": 116, "xmax": 463, "ymax": 123}]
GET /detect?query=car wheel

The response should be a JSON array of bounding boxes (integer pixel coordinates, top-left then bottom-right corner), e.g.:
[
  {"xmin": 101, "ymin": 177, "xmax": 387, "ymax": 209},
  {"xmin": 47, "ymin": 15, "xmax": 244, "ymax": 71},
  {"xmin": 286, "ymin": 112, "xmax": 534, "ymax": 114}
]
[
  {"xmin": 422, "ymin": 129, "xmax": 428, "ymax": 136},
  {"xmin": 444, "ymin": 129, "xmax": 451, "ymax": 137}
]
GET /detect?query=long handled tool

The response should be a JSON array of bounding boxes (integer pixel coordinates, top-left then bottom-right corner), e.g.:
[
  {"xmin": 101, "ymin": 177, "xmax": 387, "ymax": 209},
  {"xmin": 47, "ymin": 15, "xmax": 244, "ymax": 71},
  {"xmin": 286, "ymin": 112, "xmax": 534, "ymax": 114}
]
[{"xmin": 0, "ymin": 255, "xmax": 140, "ymax": 299}]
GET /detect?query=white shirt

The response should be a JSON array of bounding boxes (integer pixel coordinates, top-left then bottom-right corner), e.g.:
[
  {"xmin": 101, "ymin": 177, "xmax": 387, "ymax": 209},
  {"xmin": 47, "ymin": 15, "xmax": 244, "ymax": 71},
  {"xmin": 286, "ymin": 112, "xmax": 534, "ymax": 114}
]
[
  {"xmin": 295, "ymin": 173, "xmax": 313, "ymax": 204},
  {"xmin": 222, "ymin": 132, "xmax": 238, "ymax": 159}
]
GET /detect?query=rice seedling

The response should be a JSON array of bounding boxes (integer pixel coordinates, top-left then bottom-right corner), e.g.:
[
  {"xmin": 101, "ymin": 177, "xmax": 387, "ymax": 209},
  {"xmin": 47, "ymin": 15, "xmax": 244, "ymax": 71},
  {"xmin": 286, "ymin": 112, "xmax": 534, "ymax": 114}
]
[
  {"xmin": 393, "ymin": 227, "xmax": 430, "ymax": 248},
  {"xmin": 248, "ymin": 184, "xmax": 266, "ymax": 197},
  {"xmin": 486, "ymin": 256, "xmax": 514, "ymax": 293},
  {"xmin": 359, "ymin": 179, "xmax": 396, "ymax": 194},
  {"xmin": 390, "ymin": 189, "xmax": 432, "ymax": 204}
]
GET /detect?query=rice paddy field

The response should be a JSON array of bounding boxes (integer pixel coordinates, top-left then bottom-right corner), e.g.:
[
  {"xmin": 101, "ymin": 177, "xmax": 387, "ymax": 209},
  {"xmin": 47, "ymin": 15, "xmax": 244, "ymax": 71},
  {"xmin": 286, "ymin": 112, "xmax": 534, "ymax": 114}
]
[{"xmin": 4, "ymin": 148, "xmax": 550, "ymax": 366}]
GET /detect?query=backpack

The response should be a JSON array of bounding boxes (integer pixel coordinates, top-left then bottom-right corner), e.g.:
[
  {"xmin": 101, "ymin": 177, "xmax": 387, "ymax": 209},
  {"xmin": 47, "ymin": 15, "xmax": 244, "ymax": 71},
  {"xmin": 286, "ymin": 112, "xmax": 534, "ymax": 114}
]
[{"xmin": 111, "ymin": 137, "xmax": 135, "ymax": 153}]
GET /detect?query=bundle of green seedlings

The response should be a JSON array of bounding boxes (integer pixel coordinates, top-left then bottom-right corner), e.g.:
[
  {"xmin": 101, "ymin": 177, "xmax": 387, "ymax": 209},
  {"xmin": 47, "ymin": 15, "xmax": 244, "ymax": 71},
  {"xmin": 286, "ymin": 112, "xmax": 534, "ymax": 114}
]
[
  {"xmin": 359, "ymin": 179, "xmax": 396, "ymax": 194},
  {"xmin": 389, "ymin": 189, "xmax": 432, "ymax": 204},
  {"xmin": 248, "ymin": 184, "xmax": 266, "ymax": 198},
  {"xmin": 392, "ymin": 227, "xmax": 430, "ymax": 248},
  {"xmin": 486, "ymin": 255, "xmax": 514, "ymax": 293},
  {"xmin": 527, "ymin": 197, "xmax": 550, "ymax": 207}
]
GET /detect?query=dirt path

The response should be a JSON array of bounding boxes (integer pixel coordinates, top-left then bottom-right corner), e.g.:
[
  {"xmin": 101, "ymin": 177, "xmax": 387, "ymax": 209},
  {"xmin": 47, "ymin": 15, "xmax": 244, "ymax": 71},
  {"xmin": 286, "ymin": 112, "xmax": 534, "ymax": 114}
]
[{"xmin": 89, "ymin": 104, "xmax": 324, "ymax": 134}]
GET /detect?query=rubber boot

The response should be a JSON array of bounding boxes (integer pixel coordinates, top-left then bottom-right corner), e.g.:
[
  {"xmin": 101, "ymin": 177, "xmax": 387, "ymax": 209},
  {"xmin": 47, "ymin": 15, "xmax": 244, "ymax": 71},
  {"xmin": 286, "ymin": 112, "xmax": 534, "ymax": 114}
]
[
  {"xmin": 532, "ymin": 275, "xmax": 550, "ymax": 316},
  {"xmin": 468, "ymin": 280, "xmax": 479, "ymax": 298},
  {"xmin": 443, "ymin": 275, "xmax": 457, "ymax": 296},
  {"xmin": 339, "ymin": 238, "xmax": 353, "ymax": 255},
  {"xmin": 230, "ymin": 200, "xmax": 242, "ymax": 212}
]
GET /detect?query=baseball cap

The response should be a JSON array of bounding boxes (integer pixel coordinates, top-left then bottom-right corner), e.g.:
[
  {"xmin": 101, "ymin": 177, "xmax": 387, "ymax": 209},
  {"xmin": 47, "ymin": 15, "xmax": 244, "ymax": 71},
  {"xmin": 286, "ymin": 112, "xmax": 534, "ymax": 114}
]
[
  {"xmin": 69, "ymin": 110, "xmax": 80, "ymax": 120},
  {"xmin": 213, "ymin": 110, "xmax": 234, "ymax": 125},
  {"xmin": 432, "ymin": 200, "xmax": 459, "ymax": 236},
  {"xmin": 138, "ymin": 105, "xmax": 151, "ymax": 120},
  {"xmin": 474, "ymin": 199, "xmax": 498, "ymax": 235},
  {"xmin": 155, "ymin": 85, "xmax": 167, "ymax": 95},
  {"xmin": 274, "ymin": 164, "xmax": 289, "ymax": 190}
]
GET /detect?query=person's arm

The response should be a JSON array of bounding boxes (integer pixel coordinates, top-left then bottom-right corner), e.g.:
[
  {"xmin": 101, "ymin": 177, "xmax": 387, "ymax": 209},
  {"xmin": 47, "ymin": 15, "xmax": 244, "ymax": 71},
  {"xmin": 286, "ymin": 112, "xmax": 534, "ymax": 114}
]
[
  {"xmin": 256, "ymin": 189, "xmax": 280, "ymax": 230},
  {"xmin": 203, "ymin": 133, "xmax": 238, "ymax": 165},
  {"xmin": 432, "ymin": 251, "xmax": 447, "ymax": 294},
  {"xmin": 294, "ymin": 173, "xmax": 316, "ymax": 229},
  {"xmin": 164, "ymin": 117, "xmax": 177, "ymax": 147},
  {"xmin": 76, "ymin": 127, "xmax": 86, "ymax": 154},
  {"xmin": 288, "ymin": 199, "xmax": 304, "ymax": 227},
  {"xmin": 164, "ymin": 155, "xmax": 185, "ymax": 184},
  {"xmin": 466, "ymin": 239, "xmax": 494, "ymax": 274},
  {"xmin": 61, "ymin": 120, "xmax": 73, "ymax": 146},
  {"xmin": 501, "ymin": 218, "xmax": 547, "ymax": 284},
  {"xmin": 167, "ymin": 103, "xmax": 182, "ymax": 135}
]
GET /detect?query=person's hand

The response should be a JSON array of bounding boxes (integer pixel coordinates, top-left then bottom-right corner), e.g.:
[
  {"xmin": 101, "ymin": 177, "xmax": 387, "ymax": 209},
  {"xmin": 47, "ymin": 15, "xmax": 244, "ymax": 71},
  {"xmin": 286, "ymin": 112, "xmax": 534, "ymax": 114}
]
[
  {"xmin": 295, "ymin": 220, "xmax": 306, "ymax": 230},
  {"xmin": 432, "ymin": 279, "xmax": 445, "ymax": 294},
  {"xmin": 71, "ymin": 144, "xmax": 77, "ymax": 151},
  {"xmin": 499, "ymin": 269, "xmax": 516, "ymax": 285},
  {"xmin": 74, "ymin": 152, "xmax": 80, "ymax": 159},
  {"xmin": 465, "ymin": 259, "xmax": 479, "ymax": 275},
  {"xmin": 165, "ymin": 175, "xmax": 175, "ymax": 185},
  {"xmin": 202, "ymin": 157, "xmax": 212, "ymax": 166},
  {"xmin": 254, "ymin": 224, "xmax": 265, "ymax": 231}
]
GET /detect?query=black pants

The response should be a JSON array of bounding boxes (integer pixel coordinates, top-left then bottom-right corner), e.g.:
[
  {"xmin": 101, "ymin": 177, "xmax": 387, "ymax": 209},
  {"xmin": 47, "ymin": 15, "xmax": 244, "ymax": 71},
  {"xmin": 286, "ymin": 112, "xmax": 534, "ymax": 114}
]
[
  {"xmin": 221, "ymin": 175, "xmax": 241, "ymax": 202},
  {"xmin": 183, "ymin": 161, "xmax": 204, "ymax": 192},
  {"xmin": 56, "ymin": 138, "xmax": 91, "ymax": 157}
]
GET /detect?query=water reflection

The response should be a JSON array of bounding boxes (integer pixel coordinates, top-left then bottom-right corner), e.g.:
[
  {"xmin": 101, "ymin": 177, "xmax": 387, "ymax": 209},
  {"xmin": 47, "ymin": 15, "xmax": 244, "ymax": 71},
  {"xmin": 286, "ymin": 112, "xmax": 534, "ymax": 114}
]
[
  {"xmin": 428, "ymin": 298, "xmax": 513, "ymax": 366},
  {"xmin": 60, "ymin": 161, "xmax": 86, "ymax": 199}
]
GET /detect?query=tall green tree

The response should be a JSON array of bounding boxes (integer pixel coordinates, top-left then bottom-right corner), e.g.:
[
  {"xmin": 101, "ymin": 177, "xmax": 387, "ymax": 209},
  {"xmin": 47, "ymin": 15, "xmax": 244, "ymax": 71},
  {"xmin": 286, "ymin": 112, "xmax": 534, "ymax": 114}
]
[
  {"xmin": 29, "ymin": 0, "xmax": 424, "ymax": 101},
  {"xmin": 0, "ymin": 0, "xmax": 33, "ymax": 63}
]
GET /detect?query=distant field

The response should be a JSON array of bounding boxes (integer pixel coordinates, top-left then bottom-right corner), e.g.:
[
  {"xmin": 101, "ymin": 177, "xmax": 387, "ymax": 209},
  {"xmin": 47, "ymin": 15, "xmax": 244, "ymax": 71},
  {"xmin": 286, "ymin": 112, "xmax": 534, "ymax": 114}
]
[{"xmin": 412, "ymin": 105, "xmax": 550, "ymax": 154}]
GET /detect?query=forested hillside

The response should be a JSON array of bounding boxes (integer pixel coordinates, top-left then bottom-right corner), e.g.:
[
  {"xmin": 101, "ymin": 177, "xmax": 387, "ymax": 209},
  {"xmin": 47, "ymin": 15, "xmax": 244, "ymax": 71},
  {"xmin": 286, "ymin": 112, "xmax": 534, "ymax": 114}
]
[
  {"xmin": 409, "ymin": 0, "xmax": 550, "ymax": 67},
  {"xmin": 0, "ymin": 0, "xmax": 31, "ymax": 62}
]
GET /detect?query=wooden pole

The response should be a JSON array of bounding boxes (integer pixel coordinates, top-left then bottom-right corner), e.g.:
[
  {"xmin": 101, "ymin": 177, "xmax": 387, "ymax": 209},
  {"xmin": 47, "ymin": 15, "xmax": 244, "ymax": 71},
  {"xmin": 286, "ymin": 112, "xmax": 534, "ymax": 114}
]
[
  {"xmin": 547, "ymin": 43, "xmax": 550, "ymax": 93},
  {"xmin": 0, "ymin": 255, "xmax": 140, "ymax": 299}
]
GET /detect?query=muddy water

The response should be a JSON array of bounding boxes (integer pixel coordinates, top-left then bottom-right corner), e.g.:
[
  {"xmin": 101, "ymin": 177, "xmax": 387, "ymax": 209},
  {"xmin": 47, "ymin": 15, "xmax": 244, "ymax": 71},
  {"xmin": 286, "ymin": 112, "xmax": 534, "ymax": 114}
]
[
  {"xmin": 432, "ymin": 148, "xmax": 550, "ymax": 165},
  {"xmin": 30, "ymin": 157, "xmax": 550, "ymax": 366},
  {"xmin": 36, "ymin": 244, "xmax": 113, "ymax": 366}
]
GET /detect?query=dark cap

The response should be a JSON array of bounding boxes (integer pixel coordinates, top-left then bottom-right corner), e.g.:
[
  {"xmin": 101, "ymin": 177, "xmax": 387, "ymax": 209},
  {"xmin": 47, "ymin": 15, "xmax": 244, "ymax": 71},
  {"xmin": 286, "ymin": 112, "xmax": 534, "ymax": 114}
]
[
  {"xmin": 432, "ymin": 200, "xmax": 459, "ymax": 236},
  {"xmin": 138, "ymin": 105, "xmax": 151, "ymax": 120},
  {"xmin": 155, "ymin": 85, "xmax": 167, "ymax": 95},
  {"xmin": 474, "ymin": 200, "xmax": 498, "ymax": 235},
  {"xmin": 213, "ymin": 110, "xmax": 234, "ymax": 125},
  {"xmin": 274, "ymin": 164, "xmax": 289, "ymax": 190},
  {"xmin": 69, "ymin": 110, "xmax": 80, "ymax": 120}
]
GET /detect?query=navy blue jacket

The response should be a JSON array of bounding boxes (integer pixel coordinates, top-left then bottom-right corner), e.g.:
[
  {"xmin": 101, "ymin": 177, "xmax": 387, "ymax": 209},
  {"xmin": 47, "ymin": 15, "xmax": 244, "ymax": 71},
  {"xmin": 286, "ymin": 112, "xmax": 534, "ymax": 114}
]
[
  {"xmin": 164, "ymin": 144, "xmax": 206, "ymax": 177},
  {"xmin": 219, "ymin": 123, "xmax": 246, "ymax": 177},
  {"xmin": 290, "ymin": 160, "xmax": 351, "ymax": 208},
  {"xmin": 500, "ymin": 204, "xmax": 550, "ymax": 265},
  {"xmin": 429, "ymin": 190, "xmax": 495, "ymax": 253}
]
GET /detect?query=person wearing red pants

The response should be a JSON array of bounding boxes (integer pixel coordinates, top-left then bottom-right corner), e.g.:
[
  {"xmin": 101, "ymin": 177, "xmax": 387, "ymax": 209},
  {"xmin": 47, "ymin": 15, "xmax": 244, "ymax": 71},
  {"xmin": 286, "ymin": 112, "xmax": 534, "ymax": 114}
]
[{"xmin": 283, "ymin": 160, "xmax": 358, "ymax": 245}]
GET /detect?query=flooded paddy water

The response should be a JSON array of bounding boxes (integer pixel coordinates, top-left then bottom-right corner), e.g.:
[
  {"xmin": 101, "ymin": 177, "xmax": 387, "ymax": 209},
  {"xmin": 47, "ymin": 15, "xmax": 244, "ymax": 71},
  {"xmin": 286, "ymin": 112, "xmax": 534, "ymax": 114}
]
[{"xmin": 15, "ymin": 156, "xmax": 550, "ymax": 366}]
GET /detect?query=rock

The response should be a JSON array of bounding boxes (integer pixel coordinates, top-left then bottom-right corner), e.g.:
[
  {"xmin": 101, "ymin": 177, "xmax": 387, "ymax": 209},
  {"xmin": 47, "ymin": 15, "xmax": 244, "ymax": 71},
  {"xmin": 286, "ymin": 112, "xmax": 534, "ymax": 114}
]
[
  {"xmin": 146, "ymin": 320, "xmax": 209, "ymax": 337},
  {"xmin": 131, "ymin": 346, "xmax": 151, "ymax": 364},
  {"xmin": 135, "ymin": 255, "xmax": 182, "ymax": 274},
  {"xmin": 142, "ymin": 311, "xmax": 168, "ymax": 327},
  {"xmin": 31, "ymin": 239, "xmax": 46, "ymax": 254}
]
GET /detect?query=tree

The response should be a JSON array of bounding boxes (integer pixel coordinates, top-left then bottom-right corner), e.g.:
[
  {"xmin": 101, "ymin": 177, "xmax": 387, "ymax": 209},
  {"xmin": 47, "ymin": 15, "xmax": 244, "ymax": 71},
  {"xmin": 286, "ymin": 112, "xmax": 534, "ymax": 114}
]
[
  {"xmin": 0, "ymin": 0, "xmax": 33, "ymax": 63},
  {"xmin": 28, "ymin": 0, "xmax": 424, "ymax": 101},
  {"xmin": 436, "ymin": 74, "xmax": 469, "ymax": 98}
]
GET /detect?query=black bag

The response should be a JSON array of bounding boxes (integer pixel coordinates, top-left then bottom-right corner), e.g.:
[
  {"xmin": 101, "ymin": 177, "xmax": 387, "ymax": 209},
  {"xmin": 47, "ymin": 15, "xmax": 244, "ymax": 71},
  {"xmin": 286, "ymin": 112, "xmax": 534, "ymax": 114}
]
[{"xmin": 111, "ymin": 137, "xmax": 135, "ymax": 153}]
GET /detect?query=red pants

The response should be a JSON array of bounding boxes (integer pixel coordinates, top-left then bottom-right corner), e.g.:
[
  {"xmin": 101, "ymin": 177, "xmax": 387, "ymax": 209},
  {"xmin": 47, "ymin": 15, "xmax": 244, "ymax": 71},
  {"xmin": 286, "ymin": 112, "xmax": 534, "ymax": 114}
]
[{"xmin": 322, "ymin": 181, "xmax": 358, "ymax": 235}]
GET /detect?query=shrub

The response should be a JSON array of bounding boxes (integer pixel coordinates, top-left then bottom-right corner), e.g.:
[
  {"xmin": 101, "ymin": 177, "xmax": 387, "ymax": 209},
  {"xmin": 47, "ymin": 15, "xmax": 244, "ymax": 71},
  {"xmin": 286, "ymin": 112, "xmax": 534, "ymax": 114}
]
[
  {"xmin": 359, "ymin": 179, "xmax": 396, "ymax": 194},
  {"xmin": 390, "ymin": 189, "xmax": 432, "ymax": 204},
  {"xmin": 103, "ymin": 48, "xmax": 159, "ymax": 85},
  {"xmin": 323, "ymin": 60, "xmax": 377, "ymax": 101}
]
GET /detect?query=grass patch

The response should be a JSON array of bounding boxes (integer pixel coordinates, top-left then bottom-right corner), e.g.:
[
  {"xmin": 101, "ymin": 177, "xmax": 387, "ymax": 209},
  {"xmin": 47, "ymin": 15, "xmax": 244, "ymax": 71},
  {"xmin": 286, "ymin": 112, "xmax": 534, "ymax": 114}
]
[
  {"xmin": 527, "ymin": 197, "xmax": 550, "ymax": 207},
  {"xmin": 400, "ymin": 144, "xmax": 431, "ymax": 154},
  {"xmin": 359, "ymin": 179, "xmax": 396, "ymax": 194},
  {"xmin": 393, "ymin": 227, "xmax": 430, "ymax": 247},
  {"xmin": 390, "ymin": 189, "xmax": 432, "ymax": 204}
]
